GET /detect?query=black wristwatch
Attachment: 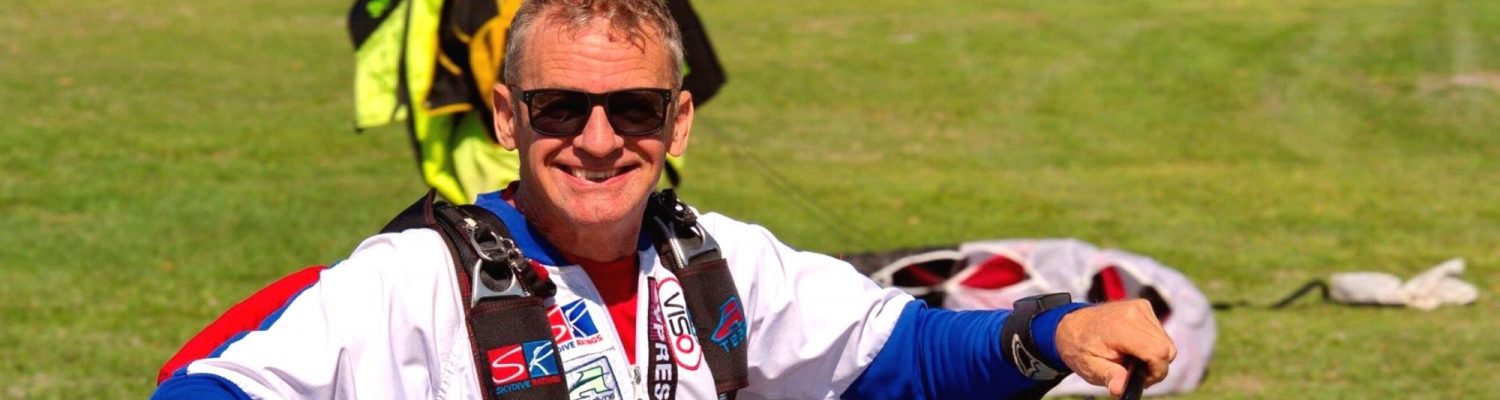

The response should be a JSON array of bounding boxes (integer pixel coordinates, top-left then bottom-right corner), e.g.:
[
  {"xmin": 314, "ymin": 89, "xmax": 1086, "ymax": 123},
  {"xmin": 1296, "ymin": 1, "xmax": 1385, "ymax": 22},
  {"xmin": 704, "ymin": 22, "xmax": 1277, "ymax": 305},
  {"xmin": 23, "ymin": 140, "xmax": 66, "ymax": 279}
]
[{"xmin": 1000, "ymin": 292, "xmax": 1073, "ymax": 381}]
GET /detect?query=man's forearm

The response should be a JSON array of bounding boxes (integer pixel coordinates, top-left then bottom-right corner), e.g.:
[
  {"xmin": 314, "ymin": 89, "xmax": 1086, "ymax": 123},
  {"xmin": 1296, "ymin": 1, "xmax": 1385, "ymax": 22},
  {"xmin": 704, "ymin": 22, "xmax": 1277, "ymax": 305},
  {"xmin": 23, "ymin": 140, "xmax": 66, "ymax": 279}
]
[{"xmin": 842, "ymin": 301, "xmax": 1088, "ymax": 400}]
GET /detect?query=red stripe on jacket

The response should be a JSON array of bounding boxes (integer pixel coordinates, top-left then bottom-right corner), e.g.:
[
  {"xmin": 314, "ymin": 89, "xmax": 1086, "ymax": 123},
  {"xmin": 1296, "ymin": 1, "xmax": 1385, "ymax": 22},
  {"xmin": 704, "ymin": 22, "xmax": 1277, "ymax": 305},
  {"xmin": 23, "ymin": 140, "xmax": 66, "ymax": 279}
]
[{"xmin": 156, "ymin": 266, "xmax": 327, "ymax": 384}]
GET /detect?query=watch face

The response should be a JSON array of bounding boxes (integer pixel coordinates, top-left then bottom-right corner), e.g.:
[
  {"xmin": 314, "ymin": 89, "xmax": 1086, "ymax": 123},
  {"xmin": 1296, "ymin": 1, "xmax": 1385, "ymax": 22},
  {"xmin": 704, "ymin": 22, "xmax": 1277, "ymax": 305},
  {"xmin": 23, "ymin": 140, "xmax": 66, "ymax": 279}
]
[
  {"xmin": 1017, "ymin": 292, "xmax": 1072, "ymax": 312},
  {"xmin": 1040, "ymin": 292, "xmax": 1073, "ymax": 307}
]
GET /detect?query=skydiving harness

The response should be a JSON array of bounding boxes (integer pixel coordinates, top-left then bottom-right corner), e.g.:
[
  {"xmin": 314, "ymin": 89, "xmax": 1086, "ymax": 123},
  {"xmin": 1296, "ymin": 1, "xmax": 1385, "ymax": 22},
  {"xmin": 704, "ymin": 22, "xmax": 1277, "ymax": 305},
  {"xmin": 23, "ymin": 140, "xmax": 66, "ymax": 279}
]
[{"xmin": 380, "ymin": 189, "xmax": 749, "ymax": 400}]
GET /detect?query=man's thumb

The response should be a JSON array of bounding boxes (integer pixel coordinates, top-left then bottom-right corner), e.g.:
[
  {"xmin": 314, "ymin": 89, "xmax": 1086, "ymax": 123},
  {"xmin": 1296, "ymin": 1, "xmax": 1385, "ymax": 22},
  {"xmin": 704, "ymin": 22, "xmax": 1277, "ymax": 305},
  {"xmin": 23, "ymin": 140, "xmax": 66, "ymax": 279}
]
[
  {"xmin": 1079, "ymin": 357, "xmax": 1129, "ymax": 396},
  {"xmin": 1105, "ymin": 366, "xmax": 1131, "ymax": 397}
]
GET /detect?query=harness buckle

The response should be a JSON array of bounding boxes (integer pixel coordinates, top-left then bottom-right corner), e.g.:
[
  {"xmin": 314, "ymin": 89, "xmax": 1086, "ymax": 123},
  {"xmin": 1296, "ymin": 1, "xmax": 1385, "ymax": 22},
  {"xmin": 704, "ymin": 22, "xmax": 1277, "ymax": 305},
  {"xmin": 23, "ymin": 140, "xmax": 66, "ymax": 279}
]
[
  {"xmin": 652, "ymin": 189, "xmax": 698, "ymax": 226},
  {"xmin": 460, "ymin": 217, "xmax": 529, "ymax": 306},
  {"xmin": 649, "ymin": 190, "xmax": 719, "ymax": 270}
]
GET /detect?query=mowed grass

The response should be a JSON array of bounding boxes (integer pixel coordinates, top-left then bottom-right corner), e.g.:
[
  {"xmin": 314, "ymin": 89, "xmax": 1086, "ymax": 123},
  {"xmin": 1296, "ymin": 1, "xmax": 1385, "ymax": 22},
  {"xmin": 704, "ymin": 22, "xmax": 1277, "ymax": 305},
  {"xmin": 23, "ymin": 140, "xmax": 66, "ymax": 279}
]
[{"xmin": 3, "ymin": 0, "xmax": 1498, "ymax": 398}]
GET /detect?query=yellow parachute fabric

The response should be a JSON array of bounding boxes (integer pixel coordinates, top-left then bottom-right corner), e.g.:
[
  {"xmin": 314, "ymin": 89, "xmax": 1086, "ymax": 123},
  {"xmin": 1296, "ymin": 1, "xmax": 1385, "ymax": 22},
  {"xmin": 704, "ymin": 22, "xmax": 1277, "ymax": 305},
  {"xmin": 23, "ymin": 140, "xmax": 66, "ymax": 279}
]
[{"xmin": 352, "ymin": 0, "xmax": 410, "ymax": 129}]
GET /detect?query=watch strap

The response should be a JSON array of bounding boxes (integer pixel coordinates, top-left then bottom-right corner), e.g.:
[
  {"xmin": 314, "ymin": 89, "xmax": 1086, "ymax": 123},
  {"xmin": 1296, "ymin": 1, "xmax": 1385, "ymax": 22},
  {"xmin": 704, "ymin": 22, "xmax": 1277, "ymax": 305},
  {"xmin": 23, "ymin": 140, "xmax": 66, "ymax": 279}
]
[{"xmin": 1000, "ymin": 292, "xmax": 1072, "ymax": 381}]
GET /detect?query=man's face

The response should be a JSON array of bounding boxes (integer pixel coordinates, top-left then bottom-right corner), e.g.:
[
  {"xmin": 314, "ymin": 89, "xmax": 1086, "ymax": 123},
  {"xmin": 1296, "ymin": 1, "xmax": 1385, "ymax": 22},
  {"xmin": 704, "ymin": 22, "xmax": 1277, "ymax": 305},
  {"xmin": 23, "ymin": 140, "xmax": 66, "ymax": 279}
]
[{"xmin": 493, "ymin": 19, "xmax": 693, "ymax": 229}]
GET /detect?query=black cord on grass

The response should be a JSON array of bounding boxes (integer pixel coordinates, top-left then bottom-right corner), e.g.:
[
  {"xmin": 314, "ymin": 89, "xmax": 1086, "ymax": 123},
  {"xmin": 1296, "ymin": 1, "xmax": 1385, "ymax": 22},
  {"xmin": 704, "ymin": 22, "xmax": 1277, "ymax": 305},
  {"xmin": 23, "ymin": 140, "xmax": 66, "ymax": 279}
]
[{"xmin": 1211, "ymin": 280, "xmax": 1330, "ymax": 310}]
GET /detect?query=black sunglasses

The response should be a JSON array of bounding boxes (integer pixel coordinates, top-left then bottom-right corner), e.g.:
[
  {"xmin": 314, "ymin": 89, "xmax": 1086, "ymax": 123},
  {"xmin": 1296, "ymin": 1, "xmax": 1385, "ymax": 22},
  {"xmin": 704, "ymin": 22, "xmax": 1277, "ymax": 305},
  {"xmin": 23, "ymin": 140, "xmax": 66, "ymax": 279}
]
[{"xmin": 516, "ymin": 88, "xmax": 675, "ymax": 137}]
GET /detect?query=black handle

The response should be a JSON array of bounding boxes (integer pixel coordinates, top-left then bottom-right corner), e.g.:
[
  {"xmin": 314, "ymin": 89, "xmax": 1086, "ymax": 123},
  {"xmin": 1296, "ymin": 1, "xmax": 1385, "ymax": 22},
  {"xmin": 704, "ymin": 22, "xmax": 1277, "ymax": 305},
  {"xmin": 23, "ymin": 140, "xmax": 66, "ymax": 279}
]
[{"xmin": 1120, "ymin": 356, "xmax": 1147, "ymax": 400}]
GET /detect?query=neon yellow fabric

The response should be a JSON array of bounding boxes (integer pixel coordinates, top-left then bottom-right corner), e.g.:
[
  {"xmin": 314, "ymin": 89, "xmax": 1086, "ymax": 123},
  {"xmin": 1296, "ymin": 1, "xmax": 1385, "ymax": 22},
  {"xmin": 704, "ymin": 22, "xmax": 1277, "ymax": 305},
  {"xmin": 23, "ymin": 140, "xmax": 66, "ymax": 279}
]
[
  {"xmin": 469, "ymin": 0, "xmax": 521, "ymax": 113},
  {"xmin": 352, "ymin": 0, "xmax": 410, "ymax": 129}
]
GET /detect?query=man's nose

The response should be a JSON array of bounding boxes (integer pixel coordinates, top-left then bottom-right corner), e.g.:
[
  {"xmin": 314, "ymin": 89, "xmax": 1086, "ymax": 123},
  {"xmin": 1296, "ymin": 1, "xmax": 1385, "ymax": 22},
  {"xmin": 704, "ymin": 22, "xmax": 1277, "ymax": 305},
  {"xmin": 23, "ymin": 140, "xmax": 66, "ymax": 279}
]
[{"xmin": 572, "ymin": 105, "xmax": 623, "ymax": 158}]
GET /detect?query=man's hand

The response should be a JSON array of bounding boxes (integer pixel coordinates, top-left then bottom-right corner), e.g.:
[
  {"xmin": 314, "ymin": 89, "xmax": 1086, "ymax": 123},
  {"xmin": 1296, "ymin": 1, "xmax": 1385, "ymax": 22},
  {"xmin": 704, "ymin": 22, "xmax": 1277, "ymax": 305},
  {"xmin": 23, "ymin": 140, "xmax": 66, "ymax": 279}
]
[{"xmin": 1055, "ymin": 299, "xmax": 1176, "ymax": 396}]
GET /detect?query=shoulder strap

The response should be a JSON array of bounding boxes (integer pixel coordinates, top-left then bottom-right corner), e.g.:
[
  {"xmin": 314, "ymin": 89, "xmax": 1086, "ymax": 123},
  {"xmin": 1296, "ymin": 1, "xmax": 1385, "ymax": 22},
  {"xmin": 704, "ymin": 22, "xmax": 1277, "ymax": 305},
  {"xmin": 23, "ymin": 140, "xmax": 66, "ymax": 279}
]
[
  {"xmin": 380, "ymin": 190, "xmax": 441, "ymax": 234},
  {"xmin": 646, "ymin": 189, "xmax": 750, "ymax": 399},
  {"xmin": 381, "ymin": 191, "xmax": 567, "ymax": 400}
]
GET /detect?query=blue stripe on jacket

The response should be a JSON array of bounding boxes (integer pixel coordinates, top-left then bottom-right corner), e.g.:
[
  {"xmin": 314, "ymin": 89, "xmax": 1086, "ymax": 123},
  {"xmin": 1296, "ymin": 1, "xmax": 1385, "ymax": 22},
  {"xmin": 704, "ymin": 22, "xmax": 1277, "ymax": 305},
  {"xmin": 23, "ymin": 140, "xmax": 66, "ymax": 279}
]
[
  {"xmin": 843, "ymin": 301, "xmax": 1089, "ymax": 400},
  {"xmin": 152, "ymin": 374, "xmax": 252, "ymax": 400}
]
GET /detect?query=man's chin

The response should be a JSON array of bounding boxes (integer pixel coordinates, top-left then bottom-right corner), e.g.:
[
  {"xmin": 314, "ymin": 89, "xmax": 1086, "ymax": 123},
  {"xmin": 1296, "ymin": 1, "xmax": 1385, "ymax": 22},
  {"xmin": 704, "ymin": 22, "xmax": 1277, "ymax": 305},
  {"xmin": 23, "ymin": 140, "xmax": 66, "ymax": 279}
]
[
  {"xmin": 555, "ymin": 190, "xmax": 645, "ymax": 222},
  {"xmin": 560, "ymin": 203, "xmax": 634, "ymax": 227}
]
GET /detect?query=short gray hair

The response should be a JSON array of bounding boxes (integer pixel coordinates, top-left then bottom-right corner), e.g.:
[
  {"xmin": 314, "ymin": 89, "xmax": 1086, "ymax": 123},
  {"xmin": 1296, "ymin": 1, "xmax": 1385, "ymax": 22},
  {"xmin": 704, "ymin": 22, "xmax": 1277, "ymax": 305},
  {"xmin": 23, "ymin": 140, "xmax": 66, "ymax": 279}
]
[{"xmin": 501, "ymin": 0, "xmax": 685, "ymax": 86}]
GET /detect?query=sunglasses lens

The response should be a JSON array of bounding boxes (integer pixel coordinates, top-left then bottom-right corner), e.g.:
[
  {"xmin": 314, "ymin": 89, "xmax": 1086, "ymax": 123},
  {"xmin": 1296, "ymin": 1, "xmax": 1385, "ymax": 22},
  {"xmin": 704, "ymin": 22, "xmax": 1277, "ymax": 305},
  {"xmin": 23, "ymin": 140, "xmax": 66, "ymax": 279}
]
[
  {"xmin": 528, "ymin": 90, "xmax": 590, "ymax": 136},
  {"xmin": 606, "ymin": 90, "xmax": 668, "ymax": 135}
]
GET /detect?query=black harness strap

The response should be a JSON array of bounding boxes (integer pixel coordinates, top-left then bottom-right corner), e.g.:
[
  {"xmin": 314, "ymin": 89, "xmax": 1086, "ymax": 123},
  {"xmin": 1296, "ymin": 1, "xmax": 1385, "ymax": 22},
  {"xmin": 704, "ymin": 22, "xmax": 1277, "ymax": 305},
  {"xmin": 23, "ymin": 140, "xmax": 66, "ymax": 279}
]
[
  {"xmin": 382, "ymin": 191, "xmax": 566, "ymax": 400},
  {"xmin": 646, "ymin": 190, "xmax": 750, "ymax": 399}
]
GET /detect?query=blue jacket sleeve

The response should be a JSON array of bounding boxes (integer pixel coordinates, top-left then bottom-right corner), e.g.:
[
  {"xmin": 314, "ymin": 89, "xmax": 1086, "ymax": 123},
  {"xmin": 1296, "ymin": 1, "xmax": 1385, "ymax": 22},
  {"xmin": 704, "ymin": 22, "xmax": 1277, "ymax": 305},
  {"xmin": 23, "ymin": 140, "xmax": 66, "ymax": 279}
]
[
  {"xmin": 842, "ymin": 301, "xmax": 1089, "ymax": 400},
  {"xmin": 152, "ymin": 374, "xmax": 252, "ymax": 400}
]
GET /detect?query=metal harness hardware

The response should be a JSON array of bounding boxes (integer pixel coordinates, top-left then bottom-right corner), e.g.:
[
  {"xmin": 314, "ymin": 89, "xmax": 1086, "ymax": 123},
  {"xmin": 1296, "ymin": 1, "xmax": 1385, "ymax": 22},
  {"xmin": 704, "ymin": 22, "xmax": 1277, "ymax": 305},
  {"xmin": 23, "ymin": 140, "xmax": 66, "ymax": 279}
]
[
  {"xmin": 648, "ymin": 189, "xmax": 721, "ymax": 271},
  {"xmin": 459, "ymin": 216, "xmax": 530, "ymax": 306}
]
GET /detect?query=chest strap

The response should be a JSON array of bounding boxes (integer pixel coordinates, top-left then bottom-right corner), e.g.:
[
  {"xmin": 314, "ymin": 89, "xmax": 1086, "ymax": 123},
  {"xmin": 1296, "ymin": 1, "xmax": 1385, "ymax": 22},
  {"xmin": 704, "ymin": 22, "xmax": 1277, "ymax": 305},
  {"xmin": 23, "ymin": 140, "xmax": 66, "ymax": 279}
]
[{"xmin": 646, "ymin": 190, "xmax": 750, "ymax": 400}]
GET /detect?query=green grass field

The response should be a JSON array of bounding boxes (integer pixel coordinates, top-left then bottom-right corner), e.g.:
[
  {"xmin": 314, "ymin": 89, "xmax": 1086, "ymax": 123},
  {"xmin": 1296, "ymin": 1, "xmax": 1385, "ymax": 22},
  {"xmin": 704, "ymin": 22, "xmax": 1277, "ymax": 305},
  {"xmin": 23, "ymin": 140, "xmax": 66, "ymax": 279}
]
[{"xmin": 4, "ymin": 0, "xmax": 1498, "ymax": 398}]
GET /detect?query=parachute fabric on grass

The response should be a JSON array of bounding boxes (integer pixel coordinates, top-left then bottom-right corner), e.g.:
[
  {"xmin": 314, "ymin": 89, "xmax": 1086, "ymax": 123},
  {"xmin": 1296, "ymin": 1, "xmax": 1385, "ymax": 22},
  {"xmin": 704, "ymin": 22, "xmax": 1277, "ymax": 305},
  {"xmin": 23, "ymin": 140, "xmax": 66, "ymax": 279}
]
[{"xmin": 849, "ymin": 239, "xmax": 1216, "ymax": 398}]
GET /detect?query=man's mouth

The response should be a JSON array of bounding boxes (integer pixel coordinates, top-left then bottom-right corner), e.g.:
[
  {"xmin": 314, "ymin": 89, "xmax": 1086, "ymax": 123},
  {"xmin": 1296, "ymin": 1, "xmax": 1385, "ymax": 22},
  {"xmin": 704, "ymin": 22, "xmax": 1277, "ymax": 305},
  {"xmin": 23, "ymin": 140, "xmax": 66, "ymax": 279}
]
[{"xmin": 562, "ymin": 166, "xmax": 634, "ymax": 183}]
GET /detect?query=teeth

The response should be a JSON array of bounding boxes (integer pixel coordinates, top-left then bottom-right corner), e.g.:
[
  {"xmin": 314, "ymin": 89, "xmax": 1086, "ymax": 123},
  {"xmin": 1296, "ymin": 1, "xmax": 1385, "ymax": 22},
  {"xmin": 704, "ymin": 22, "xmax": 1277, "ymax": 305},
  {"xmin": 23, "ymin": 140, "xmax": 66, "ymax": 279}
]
[{"xmin": 570, "ymin": 167, "xmax": 621, "ymax": 181}]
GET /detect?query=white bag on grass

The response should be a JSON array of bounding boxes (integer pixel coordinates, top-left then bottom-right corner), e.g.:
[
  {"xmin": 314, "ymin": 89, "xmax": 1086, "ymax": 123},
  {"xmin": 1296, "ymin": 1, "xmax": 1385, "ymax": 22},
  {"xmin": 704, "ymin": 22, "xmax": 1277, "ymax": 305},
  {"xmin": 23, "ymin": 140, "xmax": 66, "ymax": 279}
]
[{"xmin": 1329, "ymin": 258, "xmax": 1478, "ymax": 310}]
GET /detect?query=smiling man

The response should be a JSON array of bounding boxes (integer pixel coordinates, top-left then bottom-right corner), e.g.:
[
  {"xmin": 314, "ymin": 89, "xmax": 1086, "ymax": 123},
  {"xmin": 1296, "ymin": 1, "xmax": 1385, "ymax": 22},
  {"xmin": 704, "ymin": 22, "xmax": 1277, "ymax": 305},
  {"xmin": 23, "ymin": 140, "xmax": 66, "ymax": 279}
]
[
  {"xmin": 493, "ymin": 11, "xmax": 690, "ymax": 263},
  {"xmin": 152, "ymin": 1, "xmax": 1174, "ymax": 399}
]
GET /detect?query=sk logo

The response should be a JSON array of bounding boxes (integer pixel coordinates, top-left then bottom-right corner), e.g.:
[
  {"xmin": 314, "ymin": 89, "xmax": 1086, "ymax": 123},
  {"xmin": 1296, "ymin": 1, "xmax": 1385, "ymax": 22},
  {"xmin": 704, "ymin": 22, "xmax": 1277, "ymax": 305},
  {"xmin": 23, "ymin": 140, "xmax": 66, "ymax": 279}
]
[
  {"xmin": 523, "ymin": 340, "xmax": 559, "ymax": 377},
  {"xmin": 487, "ymin": 340, "xmax": 562, "ymax": 392},
  {"xmin": 488, "ymin": 345, "xmax": 527, "ymax": 386},
  {"xmin": 546, "ymin": 305, "xmax": 574, "ymax": 343},
  {"xmin": 562, "ymin": 300, "xmax": 600, "ymax": 338}
]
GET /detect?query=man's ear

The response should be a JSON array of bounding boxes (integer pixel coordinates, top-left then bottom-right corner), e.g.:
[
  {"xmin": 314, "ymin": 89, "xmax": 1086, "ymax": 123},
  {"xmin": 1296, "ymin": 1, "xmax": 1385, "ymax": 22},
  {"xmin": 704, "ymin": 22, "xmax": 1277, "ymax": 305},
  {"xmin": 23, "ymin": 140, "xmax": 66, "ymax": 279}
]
[
  {"xmin": 667, "ymin": 90, "xmax": 693, "ymax": 157},
  {"xmin": 492, "ymin": 84, "xmax": 519, "ymax": 150}
]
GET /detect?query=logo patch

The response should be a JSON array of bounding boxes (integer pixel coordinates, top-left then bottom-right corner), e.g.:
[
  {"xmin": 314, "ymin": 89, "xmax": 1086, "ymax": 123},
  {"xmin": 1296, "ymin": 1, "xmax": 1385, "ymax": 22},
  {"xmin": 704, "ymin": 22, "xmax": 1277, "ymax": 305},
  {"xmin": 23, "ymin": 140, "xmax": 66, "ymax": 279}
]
[
  {"xmin": 561, "ymin": 299, "xmax": 606, "ymax": 346},
  {"xmin": 710, "ymin": 296, "xmax": 747, "ymax": 351},
  {"xmin": 524, "ymin": 340, "xmax": 560, "ymax": 378},
  {"xmin": 656, "ymin": 277, "xmax": 702, "ymax": 370},
  {"xmin": 489, "ymin": 340, "xmax": 564, "ymax": 395},
  {"xmin": 567, "ymin": 357, "xmax": 620, "ymax": 400},
  {"xmin": 546, "ymin": 305, "xmax": 574, "ymax": 343},
  {"xmin": 488, "ymin": 345, "xmax": 528, "ymax": 386}
]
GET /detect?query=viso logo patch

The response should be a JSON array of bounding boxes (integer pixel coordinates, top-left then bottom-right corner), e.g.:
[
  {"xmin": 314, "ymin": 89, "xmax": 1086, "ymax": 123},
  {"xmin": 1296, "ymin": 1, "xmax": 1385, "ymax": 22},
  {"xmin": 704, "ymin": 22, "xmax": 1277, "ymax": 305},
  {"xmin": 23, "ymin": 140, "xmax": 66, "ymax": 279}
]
[
  {"xmin": 488, "ymin": 340, "xmax": 564, "ymax": 395},
  {"xmin": 710, "ymin": 296, "xmax": 747, "ymax": 351},
  {"xmin": 655, "ymin": 277, "xmax": 702, "ymax": 370}
]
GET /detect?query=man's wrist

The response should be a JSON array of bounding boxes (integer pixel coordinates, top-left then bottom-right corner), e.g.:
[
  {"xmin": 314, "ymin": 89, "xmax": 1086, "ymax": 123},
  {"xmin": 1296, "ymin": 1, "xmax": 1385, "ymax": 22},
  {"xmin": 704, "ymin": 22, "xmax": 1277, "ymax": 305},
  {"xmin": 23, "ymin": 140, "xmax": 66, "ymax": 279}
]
[
  {"xmin": 999, "ymin": 293, "xmax": 1078, "ymax": 380},
  {"xmin": 1031, "ymin": 302, "xmax": 1090, "ymax": 370}
]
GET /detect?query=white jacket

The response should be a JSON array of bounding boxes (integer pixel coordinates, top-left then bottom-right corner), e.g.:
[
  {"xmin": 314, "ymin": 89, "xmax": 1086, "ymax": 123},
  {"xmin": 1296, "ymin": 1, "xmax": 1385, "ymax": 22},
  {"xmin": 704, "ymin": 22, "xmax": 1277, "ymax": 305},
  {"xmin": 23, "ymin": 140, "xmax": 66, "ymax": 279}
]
[{"xmin": 176, "ymin": 212, "xmax": 914, "ymax": 400}]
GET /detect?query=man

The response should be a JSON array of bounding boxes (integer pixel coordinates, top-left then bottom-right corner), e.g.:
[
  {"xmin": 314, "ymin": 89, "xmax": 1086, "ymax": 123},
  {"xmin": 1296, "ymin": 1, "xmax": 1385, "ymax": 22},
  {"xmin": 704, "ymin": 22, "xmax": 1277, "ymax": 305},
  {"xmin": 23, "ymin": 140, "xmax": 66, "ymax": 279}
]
[{"xmin": 153, "ymin": 0, "xmax": 1175, "ymax": 399}]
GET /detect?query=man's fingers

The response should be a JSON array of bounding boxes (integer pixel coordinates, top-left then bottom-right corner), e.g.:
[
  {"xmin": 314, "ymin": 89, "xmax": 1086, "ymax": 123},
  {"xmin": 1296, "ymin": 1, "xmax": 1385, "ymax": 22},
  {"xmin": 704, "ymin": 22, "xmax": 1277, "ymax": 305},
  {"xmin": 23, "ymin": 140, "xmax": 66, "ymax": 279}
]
[
  {"xmin": 1128, "ymin": 327, "xmax": 1173, "ymax": 385},
  {"xmin": 1120, "ymin": 299, "xmax": 1174, "ymax": 386},
  {"xmin": 1144, "ymin": 354, "xmax": 1170, "ymax": 386},
  {"xmin": 1077, "ymin": 355, "xmax": 1129, "ymax": 396}
]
